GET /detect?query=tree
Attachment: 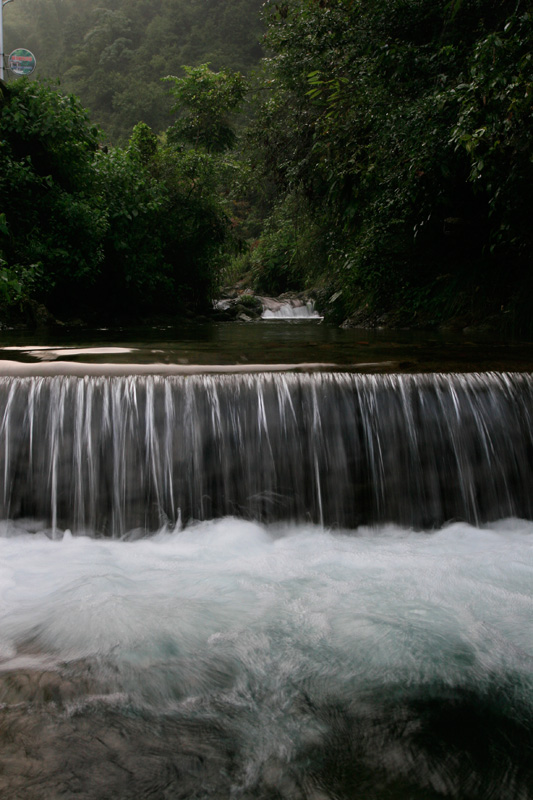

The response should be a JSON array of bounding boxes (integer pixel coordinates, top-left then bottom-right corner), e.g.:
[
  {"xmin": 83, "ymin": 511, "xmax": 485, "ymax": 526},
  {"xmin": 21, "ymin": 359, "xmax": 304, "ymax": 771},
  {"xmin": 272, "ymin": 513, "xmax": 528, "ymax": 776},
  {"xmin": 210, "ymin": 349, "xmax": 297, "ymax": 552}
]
[
  {"xmin": 165, "ymin": 64, "xmax": 246, "ymax": 153},
  {"xmin": 4, "ymin": 0, "xmax": 264, "ymax": 143},
  {"xmin": 0, "ymin": 79, "xmax": 234, "ymax": 318},
  {"xmin": 450, "ymin": 8, "xmax": 533, "ymax": 262},
  {"xmin": 0, "ymin": 78, "xmax": 107, "ymax": 308},
  {"xmin": 247, "ymin": 0, "xmax": 533, "ymax": 321}
]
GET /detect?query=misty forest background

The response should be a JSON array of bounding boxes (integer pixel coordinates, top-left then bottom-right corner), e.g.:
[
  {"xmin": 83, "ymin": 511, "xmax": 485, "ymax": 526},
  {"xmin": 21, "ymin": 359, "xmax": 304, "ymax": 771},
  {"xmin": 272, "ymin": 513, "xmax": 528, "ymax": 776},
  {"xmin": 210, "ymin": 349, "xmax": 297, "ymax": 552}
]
[{"xmin": 0, "ymin": 0, "xmax": 531, "ymax": 329}]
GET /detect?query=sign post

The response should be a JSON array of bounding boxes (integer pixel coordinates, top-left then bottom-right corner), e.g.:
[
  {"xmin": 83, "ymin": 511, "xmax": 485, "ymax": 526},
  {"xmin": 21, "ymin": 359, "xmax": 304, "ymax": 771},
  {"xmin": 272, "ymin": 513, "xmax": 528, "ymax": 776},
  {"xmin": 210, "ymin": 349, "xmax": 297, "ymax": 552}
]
[
  {"xmin": 0, "ymin": 0, "xmax": 13, "ymax": 81},
  {"xmin": 0, "ymin": 0, "xmax": 15, "ymax": 82}
]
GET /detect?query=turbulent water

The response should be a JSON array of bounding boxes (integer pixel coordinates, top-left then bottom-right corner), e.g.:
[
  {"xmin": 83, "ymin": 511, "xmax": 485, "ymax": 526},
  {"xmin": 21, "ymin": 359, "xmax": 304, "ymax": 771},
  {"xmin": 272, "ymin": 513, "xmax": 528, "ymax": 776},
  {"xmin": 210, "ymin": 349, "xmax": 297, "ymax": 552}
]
[
  {"xmin": 1, "ymin": 519, "xmax": 533, "ymax": 799},
  {"xmin": 1, "ymin": 371, "xmax": 533, "ymax": 799},
  {"xmin": 261, "ymin": 302, "xmax": 322, "ymax": 319}
]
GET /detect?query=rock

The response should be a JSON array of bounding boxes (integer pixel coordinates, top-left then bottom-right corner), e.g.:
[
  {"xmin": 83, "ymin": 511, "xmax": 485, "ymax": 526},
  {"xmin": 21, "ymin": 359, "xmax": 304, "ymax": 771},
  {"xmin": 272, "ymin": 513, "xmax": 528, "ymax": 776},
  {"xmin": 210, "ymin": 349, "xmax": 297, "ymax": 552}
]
[
  {"xmin": 24, "ymin": 299, "xmax": 63, "ymax": 328},
  {"xmin": 257, "ymin": 296, "xmax": 283, "ymax": 313},
  {"xmin": 213, "ymin": 290, "xmax": 320, "ymax": 321},
  {"xmin": 218, "ymin": 287, "xmax": 240, "ymax": 299},
  {"xmin": 212, "ymin": 295, "xmax": 262, "ymax": 320},
  {"xmin": 214, "ymin": 299, "xmax": 234, "ymax": 311}
]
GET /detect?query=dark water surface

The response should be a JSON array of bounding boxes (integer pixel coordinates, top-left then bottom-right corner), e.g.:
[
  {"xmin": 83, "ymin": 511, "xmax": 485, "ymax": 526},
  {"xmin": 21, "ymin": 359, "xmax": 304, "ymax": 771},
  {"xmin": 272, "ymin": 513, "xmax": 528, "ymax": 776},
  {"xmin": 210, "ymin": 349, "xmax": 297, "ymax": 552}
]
[{"xmin": 0, "ymin": 320, "xmax": 532, "ymax": 371}]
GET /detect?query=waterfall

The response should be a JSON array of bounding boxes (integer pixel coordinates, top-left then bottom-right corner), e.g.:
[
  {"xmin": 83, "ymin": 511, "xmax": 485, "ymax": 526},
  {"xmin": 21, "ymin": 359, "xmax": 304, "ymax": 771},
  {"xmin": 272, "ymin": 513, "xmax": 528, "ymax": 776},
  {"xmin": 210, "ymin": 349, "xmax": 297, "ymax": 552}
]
[
  {"xmin": 261, "ymin": 300, "xmax": 322, "ymax": 319},
  {"xmin": 0, "ymin": 371, "xmax": 531, "ymax": 536}
]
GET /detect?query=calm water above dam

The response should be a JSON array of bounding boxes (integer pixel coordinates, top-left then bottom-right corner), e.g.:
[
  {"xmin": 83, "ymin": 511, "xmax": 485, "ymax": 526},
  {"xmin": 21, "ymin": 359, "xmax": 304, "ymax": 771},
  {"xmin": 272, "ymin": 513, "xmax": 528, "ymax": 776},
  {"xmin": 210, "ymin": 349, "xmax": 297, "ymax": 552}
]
[
  {"xmin": 0, "ymin": 319, "xmax": 531, "ymax": 372},
  {"xmin": 0, "ymin": 321, "xmax": 532, "ymax": 799}
]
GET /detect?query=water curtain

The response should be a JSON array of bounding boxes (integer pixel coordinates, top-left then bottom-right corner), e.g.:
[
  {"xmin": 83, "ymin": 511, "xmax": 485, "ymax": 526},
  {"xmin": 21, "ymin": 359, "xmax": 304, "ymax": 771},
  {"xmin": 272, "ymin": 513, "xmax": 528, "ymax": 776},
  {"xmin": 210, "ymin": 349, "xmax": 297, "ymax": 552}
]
[{"xmin": 0, "ymin": 372, "xmax": 531, "ymax": 535}]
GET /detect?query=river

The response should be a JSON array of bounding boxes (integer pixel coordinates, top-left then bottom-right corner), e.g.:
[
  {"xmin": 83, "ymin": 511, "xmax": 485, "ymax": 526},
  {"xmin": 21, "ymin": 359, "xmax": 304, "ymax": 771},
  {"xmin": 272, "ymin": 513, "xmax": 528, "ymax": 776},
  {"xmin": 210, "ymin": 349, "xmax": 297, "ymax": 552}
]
[{"xmin": 0, "ymin": 321, "xmax": 532, "ymax": 799}]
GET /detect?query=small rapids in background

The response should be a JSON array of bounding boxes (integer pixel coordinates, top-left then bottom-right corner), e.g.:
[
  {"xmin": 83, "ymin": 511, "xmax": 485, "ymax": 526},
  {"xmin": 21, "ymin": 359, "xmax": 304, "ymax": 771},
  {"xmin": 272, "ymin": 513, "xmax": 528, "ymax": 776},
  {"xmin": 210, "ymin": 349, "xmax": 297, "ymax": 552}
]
[
  {"xmin": 261, "ymin": 301, "xmax": 322, "ymax": 319},
  {"xmin": 1, "ymin": 519, "xmax": 533, "ymax": 799}
]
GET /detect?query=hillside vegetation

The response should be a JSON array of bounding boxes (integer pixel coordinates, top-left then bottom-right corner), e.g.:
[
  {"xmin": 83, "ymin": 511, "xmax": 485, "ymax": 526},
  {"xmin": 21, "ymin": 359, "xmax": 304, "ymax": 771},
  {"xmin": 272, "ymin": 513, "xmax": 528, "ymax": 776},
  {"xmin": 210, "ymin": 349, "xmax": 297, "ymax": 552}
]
[
  {"xmin": 4, "ymin": 0, "xmax": 264, "ymax": 141},
  {"xmin": 1, "ymin": 0, "xmax": 532, "ymax": 330},
  {"xmin": 245, "ymin": 0, "xmax": 533, "ymax": 329}
]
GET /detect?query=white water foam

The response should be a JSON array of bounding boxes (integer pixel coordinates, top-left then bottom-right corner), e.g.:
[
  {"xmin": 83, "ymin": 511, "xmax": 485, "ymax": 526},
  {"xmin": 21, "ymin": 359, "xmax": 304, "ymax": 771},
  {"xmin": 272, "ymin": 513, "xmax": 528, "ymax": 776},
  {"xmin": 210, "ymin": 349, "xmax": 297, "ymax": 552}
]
[
  {"xmin": 261, "ymin": 302, "xmax": 322, "ymax": 319},
  {"xmin": 2, "ymin": 518, "xmax": 533, "ymax": 798},
  {"xmin": 1, "ymin": 518, "xmax": 532, "ymax": 702}
]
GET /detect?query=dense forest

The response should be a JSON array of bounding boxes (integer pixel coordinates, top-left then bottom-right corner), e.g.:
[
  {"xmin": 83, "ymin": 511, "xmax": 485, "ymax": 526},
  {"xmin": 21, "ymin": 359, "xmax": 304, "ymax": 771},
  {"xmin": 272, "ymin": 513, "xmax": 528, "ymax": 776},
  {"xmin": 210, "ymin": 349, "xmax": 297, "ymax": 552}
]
[
  {"xmin": 1, "ymin": 0, "xmax": 532, "ymax": 329},
  {"xmin": 3, "ymin": 0, "xmax": 265, "ymax": 141},
  {"xmin": 248, "ymin": 0, "xmax": 533, "ymax": 329}
]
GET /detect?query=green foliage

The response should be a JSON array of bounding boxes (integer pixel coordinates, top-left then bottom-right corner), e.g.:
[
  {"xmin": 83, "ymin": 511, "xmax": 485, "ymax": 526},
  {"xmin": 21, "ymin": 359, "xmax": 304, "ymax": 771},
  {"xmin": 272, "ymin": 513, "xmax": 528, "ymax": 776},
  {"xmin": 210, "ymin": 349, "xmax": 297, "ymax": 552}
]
[
  {"xmin": 165, "ymin": 64, "xmax": 246, "ymax": 153},
  {"xmin": 127, "ymin": 121, "xmax": 158, "ymax": 164},
  {"xmin": 4, "ymin": 0, "xmax": 265, "ymax": 143},
  {"xmin": 2, "ymin": 0, "xmax": 531, "ymax": 327},
  {"xmin": 0, "ymin": 79, "xmax": 232, "ymax": 318},
  {"xmin": 0, "ymin": 255, "xmax": 24, "ymax": 305},
  {"xmin": 246, "ymin": 0, "xmax": 533, "ymax": 321},
  {"xmin": 148, "ymin": 140, "xmax": 231, "ymax": 306},
  {"xmin": 0, "ymin": 78, "xmax": 107, "ymax": 306},
  {"xmin": 251, "ymin": 195, "xmax": 326, "ymax": 295},
  {"xmin": 0, "ymin": 214, "xmax": 43, "ymax": 307},
  {"xmin": 0, "ymin": 78, "xmax": 99, "ymax": 189},
  {"xmin": 221, "ymin": 250, "xmax": 251, "ymax": 287},
  {"xmin": 449, "ymin": 10, "xmax": 533, "ymax": 259},
  {"xmin": 237, "ymin": 293, "xmax": 260, "ymax": 310}
]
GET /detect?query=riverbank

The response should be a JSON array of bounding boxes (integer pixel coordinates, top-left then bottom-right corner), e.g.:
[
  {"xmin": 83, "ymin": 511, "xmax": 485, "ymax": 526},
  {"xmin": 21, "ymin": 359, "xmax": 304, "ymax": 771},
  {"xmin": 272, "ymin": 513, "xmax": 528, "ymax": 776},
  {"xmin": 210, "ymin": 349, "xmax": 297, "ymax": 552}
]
[{"xmin": 0, "ymin": 283, "xmax": 528, "ymax": 341}]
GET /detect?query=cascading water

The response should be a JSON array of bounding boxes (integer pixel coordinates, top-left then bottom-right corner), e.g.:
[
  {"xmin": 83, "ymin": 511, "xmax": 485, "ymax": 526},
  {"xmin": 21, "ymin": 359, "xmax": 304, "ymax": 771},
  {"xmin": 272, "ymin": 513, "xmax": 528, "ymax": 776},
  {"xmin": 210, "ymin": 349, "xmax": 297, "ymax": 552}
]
[
  {"xmin": 261, "ymin": 301, "xmax": 322, "ymax": 319},
  {"xmin": 1, "ymin": 370, "xmax": 532, "ymax": 800},
  {"xmin": 0, "ymin": 372, "xmax": 531, "ymax": 534}
]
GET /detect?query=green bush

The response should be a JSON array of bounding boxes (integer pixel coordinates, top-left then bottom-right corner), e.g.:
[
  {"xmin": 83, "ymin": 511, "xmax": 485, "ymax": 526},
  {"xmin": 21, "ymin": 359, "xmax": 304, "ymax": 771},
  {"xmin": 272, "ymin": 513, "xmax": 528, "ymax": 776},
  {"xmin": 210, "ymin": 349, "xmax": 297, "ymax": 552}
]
[
  {"xmin": 0, "ymin": 79, "xmax": 234, "ymax": 318},
  {"xmin": 251, "ymin": 195, "xmax": 325, "ymax": 295},
  {"xmin": 247, "ymin": 0, "xmax": 533, "ymax": 323}
]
